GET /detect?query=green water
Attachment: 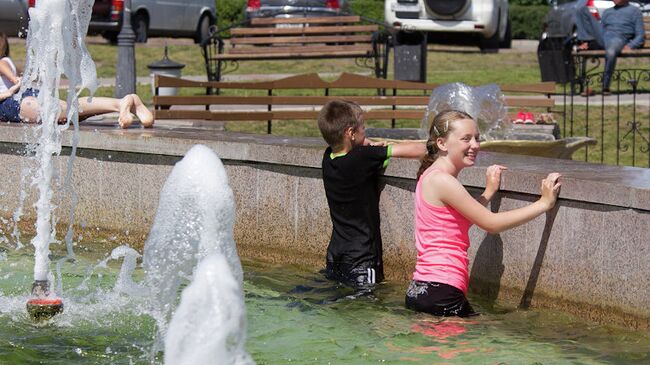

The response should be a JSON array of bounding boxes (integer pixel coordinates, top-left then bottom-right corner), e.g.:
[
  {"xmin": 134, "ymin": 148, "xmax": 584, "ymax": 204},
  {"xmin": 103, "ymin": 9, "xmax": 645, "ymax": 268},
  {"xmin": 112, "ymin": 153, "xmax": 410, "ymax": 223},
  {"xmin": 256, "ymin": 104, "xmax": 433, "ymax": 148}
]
[{"xmin": 1, "ymin": 246, "xmax": 649, "ymax": 365}]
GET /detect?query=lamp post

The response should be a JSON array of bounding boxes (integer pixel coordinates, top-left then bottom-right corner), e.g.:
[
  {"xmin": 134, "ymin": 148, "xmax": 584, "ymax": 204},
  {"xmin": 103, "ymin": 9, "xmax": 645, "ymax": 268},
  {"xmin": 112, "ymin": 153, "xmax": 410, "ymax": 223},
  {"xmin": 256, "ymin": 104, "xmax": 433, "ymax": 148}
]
[{"xmin": 115, "ymin": 0, "xmax": 136, "ymax": 98}]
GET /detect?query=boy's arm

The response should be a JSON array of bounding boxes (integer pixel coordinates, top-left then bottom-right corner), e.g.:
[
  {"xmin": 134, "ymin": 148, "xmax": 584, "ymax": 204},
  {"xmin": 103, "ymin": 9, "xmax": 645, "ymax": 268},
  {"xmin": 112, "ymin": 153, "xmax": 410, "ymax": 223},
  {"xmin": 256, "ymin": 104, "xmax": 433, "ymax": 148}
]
[{"xmin": 390, "ymin": 141, "xmax": 426, "ymax": 159}]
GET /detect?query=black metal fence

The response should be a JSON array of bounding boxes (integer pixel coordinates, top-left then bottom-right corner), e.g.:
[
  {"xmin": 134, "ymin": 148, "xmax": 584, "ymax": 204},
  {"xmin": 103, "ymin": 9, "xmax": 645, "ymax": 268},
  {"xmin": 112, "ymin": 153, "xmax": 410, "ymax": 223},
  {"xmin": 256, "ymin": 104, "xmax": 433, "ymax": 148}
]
[{"xmin": 558, "ymin": 69, "xmax": 650, "ymax": 168}]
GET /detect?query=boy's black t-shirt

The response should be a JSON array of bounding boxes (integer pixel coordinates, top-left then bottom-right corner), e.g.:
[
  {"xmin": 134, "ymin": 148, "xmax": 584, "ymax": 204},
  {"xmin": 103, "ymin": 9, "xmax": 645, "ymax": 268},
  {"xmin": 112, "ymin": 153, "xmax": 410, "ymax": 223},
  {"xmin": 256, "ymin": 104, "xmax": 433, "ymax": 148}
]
[{"xmin": 322, "ymin": 145, "xmax": 391, "ymax": 271}]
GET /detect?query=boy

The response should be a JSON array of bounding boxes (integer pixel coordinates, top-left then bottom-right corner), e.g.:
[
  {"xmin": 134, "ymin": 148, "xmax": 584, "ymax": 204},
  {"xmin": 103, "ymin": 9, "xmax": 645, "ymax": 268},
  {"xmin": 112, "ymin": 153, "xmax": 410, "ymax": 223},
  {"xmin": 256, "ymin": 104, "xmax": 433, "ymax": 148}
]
[{"xmin": 317, "ymin": 100, "xmax": 426, "ymax": 291}]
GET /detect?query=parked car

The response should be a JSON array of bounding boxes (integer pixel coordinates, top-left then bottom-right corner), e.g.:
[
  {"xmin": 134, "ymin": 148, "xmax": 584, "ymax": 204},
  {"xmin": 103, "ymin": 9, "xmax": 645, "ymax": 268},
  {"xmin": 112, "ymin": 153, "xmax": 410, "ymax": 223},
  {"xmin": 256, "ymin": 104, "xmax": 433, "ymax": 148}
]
[
  {"xmin": 245, "ymin": 0, "xmax": 351, "ymax": 20},
  {"xmin": 542, "ymin": 0, "xmax": 649, "ymax": 40},
  {"xmin": 0, "ymin": 0, "xmax": 29, "ymax": 37},
  {"xmin": 384, "ymin": 0, "xmax": 512, "ymax": 53},
  {"xmin": 89, "ymin": 0, "xmax": 217, "ymax": 44}
]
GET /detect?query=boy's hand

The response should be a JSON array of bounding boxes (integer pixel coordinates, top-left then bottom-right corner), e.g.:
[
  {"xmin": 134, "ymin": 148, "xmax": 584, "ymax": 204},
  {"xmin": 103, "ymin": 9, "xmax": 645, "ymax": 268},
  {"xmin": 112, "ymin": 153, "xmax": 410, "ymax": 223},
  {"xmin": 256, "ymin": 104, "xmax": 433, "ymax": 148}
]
[
  {"xmin": 485, "ymin": 164, "xmax": 507, "ymax": 195},
  {"xmin": 364, "ymin": 138, "xmax": 388, "ymax": 147}
]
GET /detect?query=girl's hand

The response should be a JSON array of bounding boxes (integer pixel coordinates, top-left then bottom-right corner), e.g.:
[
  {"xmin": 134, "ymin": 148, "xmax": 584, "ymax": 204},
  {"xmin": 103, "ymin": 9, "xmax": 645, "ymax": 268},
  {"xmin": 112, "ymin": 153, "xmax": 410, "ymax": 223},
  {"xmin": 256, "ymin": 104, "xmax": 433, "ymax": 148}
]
[
  {"xmin": 540, "ymin": 172, "xmax": 562, "ymax": 210},
  {"xmin": 8, "ymin": 79, "xmax": 21, "ymax": 95},
  {"xmin": 485, "ymin": 164, "xmax": 507, "ymax": 195}
]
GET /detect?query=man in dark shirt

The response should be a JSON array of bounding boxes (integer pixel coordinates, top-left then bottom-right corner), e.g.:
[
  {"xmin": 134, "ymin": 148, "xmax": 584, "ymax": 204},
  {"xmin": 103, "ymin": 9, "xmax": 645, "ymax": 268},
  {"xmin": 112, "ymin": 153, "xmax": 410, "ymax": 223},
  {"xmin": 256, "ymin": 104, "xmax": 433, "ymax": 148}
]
[
  {"xmin": 575, "ymin": 0, "xmax": 645, "ymax": 93},
  {"xmin": 317, "ymin": 100, "xmax": 425, "ymax": 291}
]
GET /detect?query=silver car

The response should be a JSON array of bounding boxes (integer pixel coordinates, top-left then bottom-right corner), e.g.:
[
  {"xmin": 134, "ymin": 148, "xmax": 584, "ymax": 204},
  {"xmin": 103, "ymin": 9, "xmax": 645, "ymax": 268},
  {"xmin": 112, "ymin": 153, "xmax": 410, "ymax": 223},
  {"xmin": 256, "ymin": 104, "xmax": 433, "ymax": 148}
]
[
  {"xmin": 0, "ymin": 0, "xmax": 29, "ymax": 37},
  {"xmin": 245, "ymin": 0, "xmax": 351, "ymax": 20},
  {"xmin": 90, "ymin": 0, "xmax": 217, "ymax": 43}
]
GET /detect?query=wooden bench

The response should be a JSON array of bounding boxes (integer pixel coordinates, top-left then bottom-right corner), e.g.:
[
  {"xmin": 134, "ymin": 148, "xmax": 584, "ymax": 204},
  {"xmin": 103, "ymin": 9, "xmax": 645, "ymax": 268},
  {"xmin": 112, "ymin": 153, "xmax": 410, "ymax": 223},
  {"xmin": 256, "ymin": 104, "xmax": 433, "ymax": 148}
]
[
  {"xmin": 153, "ymin": 73, "xmax": 558, "ymax": 133},
  {"xmin": 201, "ymin": 15, "xmax": 391, "ymax": 83},
  {"xmin": 572, "ymin": 15, "xmax": 650, "ymax": 88}
]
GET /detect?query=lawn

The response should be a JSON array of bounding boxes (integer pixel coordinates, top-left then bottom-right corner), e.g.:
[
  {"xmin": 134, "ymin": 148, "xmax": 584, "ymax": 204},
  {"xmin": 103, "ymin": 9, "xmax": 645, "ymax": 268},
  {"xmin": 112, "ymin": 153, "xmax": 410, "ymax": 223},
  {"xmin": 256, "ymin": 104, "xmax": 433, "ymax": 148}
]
[{"xmin": 9, "ymin": 38, "xmax": 650, "ymax": 168}]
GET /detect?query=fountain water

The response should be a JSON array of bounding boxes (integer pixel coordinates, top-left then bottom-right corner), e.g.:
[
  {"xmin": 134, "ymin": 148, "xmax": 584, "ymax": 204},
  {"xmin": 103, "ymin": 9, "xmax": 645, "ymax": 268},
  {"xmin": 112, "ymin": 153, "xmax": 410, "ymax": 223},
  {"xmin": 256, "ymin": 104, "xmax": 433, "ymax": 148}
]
[
  {"xmin": 10, "ymin": 0, "xmax": 254, "ymax": 360},
  {"xmin": 419, "ymin": 83, "xmax": 512, "ymax": 141},
  {"xmin": 19, "ymin": 0, "xmax": 97, "ymax": 319},
  {"xmin": 142, "ymin": 144, "xmax": 248, "ymax": 357}
]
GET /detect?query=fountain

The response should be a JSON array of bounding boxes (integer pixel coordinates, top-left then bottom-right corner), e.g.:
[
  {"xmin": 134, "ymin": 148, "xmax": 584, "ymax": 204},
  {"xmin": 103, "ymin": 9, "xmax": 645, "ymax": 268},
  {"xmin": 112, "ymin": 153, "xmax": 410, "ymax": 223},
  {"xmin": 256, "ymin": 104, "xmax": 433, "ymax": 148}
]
[
  {"xmin": 18, "ymin": 0, "xmax": 97, "ymax": 320},
  {"xmin": 12, "ymin": 2, "xmax": 253, "ymax": 362}
]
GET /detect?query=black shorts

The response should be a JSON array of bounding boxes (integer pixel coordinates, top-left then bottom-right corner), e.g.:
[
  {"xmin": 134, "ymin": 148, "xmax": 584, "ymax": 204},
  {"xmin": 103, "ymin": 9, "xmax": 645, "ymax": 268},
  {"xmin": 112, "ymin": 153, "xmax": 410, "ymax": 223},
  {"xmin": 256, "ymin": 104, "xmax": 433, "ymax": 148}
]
[
  {"xmin": 323, "ymin": 261, "xmax": 384, "ymax": 291},
  {"xmin": 405, "ymin": 280, "xmax": 477, "ymax": 317}
]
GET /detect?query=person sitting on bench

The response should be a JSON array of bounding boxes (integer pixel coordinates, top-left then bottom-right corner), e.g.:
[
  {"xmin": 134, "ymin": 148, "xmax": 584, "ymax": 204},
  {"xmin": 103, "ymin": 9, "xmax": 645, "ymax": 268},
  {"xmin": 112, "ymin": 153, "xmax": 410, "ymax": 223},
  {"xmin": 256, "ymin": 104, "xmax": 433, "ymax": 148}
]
[{"xmin": 574, "ymin": 0, "xmax": 645, "ymax": 94}]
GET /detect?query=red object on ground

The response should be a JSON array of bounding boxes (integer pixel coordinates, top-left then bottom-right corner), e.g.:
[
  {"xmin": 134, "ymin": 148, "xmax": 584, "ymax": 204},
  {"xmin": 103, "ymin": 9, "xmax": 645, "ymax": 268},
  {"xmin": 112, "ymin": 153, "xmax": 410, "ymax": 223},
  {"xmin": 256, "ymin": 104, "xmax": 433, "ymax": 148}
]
[{"xmin": 26, "ymin": 298, "xmax": 63, "ymax": 306}]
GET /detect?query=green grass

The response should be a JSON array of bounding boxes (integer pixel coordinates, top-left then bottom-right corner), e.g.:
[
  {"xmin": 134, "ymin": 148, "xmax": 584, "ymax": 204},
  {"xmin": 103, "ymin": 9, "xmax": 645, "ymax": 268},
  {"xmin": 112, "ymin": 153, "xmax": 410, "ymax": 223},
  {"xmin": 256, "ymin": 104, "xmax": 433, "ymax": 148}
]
[{"xmin": 9, "ymin": 39, "xmax": 650, "ymax": 168}]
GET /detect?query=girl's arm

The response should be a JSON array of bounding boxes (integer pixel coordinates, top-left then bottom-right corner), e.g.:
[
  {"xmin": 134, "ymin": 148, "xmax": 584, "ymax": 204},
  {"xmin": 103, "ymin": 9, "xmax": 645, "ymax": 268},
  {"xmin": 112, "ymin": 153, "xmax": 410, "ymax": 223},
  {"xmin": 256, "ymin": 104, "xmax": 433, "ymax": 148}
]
[
  {"xmin": 0, "ymin": 80, "xmax": 20, "ymax": 101},
  {"xmin": 430, "ymin": 172, "xmax": 561, "ymax": 234},
  {"xmin": 0, "ymin": 59, "xmax": 19, "ymax": 85},
  {"xmin": 477, "ymin": 164, "xmax": 507, "ymax": 206}
]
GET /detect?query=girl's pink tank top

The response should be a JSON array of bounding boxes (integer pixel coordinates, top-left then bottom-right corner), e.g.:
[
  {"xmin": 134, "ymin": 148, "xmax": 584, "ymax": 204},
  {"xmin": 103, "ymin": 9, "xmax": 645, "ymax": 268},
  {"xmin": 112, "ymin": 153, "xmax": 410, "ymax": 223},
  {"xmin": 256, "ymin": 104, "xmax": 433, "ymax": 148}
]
[{"xmin": 412, "ymin": 168, "xmax": 472, "ymax": 294}]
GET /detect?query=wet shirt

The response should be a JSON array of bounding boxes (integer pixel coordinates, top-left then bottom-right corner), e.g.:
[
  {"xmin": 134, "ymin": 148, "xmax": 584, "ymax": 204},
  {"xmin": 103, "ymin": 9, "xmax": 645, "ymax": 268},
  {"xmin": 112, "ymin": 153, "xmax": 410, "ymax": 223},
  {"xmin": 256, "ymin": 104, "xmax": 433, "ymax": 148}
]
[
  {"xmin": 322, "ymin": 145, "xmax": 391, "ymax": 269},
  {"xmin": 412, "ymin": 168, "xmax": 473, "ymax": 294},
  {"xmin": 0, "ymin": 57, "xmax": 17, "ymax": 94}
]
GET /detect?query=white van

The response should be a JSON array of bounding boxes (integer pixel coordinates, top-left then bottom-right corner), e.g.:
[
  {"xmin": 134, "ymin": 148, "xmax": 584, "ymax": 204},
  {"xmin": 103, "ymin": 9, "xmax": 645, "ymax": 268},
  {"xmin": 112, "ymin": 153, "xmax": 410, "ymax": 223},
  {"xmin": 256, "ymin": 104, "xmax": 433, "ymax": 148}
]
[
  {"xmin": 385, "ymin": 0, "xmax": 511, "ymax": 53},
  {"xmin": 88, "ymin": 0, "xmax": 216, "ymax": 43}
]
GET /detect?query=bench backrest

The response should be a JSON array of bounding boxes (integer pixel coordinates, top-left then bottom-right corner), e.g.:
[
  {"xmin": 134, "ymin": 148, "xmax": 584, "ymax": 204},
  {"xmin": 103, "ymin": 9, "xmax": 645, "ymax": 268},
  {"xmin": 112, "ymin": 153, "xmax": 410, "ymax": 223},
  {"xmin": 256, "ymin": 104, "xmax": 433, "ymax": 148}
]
[{"xmin": 153, "ymin": 73, "xmax": 555, "ymax": 124}]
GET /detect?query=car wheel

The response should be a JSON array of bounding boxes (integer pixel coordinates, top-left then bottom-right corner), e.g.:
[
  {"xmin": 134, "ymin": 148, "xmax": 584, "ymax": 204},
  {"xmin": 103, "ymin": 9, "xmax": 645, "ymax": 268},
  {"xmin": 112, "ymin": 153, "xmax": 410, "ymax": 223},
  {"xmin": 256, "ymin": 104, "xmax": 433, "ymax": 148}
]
[
  {"xmin": 102, "ymin": 31, "xmax": 118, "ymax": 45},
  {"xmin": 132, "ymin": 13, "xmax": 148, "ymax": 43},
  {"xmin": 499, "ymin": 18, "xmax": 512, "ymax": 49},
  {"xmin": 479, "ymin": 16, "xmax": 500, "ymax": 53},
  {"xmin": 194, "ymin": 14, "xmax": 213, "ymax": 44}
]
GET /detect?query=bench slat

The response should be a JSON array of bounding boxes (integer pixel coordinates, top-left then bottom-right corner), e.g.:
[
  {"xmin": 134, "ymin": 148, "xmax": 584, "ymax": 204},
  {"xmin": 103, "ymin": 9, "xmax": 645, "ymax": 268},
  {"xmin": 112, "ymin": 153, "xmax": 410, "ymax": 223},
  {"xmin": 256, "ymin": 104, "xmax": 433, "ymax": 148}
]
[
  {"xmin": 231, "ymin": 34, "xmax": 373, "ymax": 45},
  {"xmin": 154, "ymin": 109, "xmax": 427, "ymax": 121},
  {"xmin": 154, "ymin": 95, "xmax": 553, "ymax": 108},
  {"xmin": 155, "ymin": 74, "xmax": 557, "ymax": 96},
  {"xmin": 576, "ymin": 48, "xmax": 650, "ymax": 56},
  {"xmin": 230, "ymin": 24, "xmax": 379, "ymax": 36},
  {"xmin": 250, "ymin": 15, "xmax": 361, "ymax": 26},
  {"xmin": 228, "ymin": 44, "xmax": 373, "ymax": 55},
  {"xmin": 213, "ymin": 49, "xmax": 373, "ymax": 60}
]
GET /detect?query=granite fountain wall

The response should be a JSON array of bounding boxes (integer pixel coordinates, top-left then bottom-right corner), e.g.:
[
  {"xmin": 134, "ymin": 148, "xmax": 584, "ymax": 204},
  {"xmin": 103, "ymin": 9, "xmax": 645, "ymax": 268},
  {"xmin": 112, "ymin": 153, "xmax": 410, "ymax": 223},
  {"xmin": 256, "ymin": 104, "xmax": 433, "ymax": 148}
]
[{"xmin": 0, "ymin": 123, "xmax": 648, "ymax": 329}]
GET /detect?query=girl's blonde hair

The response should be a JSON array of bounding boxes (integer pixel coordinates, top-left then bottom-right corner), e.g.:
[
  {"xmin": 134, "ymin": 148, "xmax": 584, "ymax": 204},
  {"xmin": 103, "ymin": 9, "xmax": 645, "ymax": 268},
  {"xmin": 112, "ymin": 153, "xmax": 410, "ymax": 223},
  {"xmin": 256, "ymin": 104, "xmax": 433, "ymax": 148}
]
[{"xmin": 417, "ymin": 110, "xmax": 473, "ymax": 179}]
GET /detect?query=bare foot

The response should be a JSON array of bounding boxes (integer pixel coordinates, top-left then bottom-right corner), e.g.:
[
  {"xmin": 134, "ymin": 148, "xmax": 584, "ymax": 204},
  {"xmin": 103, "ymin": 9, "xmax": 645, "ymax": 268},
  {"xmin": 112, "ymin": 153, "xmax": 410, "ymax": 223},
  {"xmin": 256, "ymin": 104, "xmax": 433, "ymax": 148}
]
[
  {"xmin": 118, "ymin": 95, "xmax": 134, "ymax": 129},
  {"xmin": 130, "ymin": 94, "xmax": 154, "ymax": 128}
]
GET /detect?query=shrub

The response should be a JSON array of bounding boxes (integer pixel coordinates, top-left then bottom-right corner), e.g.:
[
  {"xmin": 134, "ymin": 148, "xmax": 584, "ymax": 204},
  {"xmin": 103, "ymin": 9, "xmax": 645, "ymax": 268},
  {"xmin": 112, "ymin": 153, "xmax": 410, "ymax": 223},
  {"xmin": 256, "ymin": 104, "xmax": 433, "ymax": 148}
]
[
  {"xmin": 349, "ymin": 0, "xmax": 384, "ymax": 23},
  {"xmin": 217, "ymin": 0, "xmax": 246, "ymax": 31},
  {"xmin": 510, "ymin": 4, "xmax": 549, "ymax": 39}
]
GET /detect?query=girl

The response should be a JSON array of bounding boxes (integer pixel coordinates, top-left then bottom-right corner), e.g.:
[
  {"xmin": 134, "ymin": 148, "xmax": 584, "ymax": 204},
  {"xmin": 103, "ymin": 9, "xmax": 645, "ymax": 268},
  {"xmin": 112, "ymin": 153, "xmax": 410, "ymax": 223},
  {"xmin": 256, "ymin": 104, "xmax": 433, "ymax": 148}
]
[
  {"xmin": 405, "ymin": 110, "xmax": 561, "ymax": 317},
  {"xmin": 0, "ymin": 32, "xmax": 153, "ymax": 128}
]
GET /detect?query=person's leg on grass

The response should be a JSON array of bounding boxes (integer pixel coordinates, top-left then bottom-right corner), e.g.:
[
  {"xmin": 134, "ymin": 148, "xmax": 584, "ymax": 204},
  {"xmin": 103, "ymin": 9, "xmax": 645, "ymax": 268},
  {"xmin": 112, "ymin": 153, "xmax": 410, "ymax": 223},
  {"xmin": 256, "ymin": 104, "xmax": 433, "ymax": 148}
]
[{"xmin": 602, "ymin": 34, "xmax": 626, "ymax": 92}]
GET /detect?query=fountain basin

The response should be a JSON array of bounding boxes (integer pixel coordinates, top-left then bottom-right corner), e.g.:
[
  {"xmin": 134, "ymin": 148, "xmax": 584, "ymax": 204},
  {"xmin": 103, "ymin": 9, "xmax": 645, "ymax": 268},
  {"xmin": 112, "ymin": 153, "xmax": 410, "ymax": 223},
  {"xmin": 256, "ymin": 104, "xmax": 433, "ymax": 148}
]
[{"xmin": 0, "ymin": 122, "xmax": 649, "ymax": 330}]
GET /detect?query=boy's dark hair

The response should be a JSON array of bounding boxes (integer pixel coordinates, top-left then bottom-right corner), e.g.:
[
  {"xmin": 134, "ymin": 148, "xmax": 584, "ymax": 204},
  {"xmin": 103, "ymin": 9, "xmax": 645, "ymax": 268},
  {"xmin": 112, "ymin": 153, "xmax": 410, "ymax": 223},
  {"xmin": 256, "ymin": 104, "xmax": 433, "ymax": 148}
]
[
  {"xmin": 317, "ymin": 100, "xmax": 364, "ymax": 149},
  {"xmin": 0, "ymin": 33, "xmax": 9, "ymax": 59}
]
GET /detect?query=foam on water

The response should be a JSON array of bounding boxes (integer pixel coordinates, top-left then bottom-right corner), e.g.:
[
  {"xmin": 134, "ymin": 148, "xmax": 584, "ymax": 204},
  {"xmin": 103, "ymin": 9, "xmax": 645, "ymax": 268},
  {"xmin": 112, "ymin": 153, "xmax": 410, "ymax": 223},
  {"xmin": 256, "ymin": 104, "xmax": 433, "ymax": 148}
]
[
  {"xmin": 142, "ymin": 145, "xmax": 245, "ymax": 347},
  {"xmin": 164, "ymin": 254, "xmax": 253, "ymax": 365}
]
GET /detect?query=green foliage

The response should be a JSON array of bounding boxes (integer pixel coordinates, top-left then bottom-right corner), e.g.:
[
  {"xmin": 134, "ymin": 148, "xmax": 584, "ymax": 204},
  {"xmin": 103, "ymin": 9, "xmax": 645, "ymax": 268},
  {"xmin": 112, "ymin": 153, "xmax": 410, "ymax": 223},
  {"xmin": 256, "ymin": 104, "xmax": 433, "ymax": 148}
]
[
  {"xmin": 510, "ymin": 4, "xmax": 549, "ymax": 39},
  {"xmin": 509, "ymin": 0, "xmax": 548, "ymax": 5},
  {"xmin": 217, "ymin": 0, "xmax": 246, "ymax": 31},
  {"xmin": 349, "ymin": 0, "xmax": 384, "ymax": 23}
]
